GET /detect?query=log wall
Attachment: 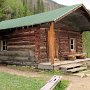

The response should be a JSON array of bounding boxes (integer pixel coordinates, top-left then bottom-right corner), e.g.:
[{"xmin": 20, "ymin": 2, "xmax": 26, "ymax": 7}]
[
  {"xmin": 0, "ymin": 27, "xmax": 48, "ymax": 66},
  {"xmin": 0, "ymin": 26, "xmax": 83, "ymax": 64},
  {"xmin": 56, "ymin": 29, "xmax": 83, "ymax": 60}
]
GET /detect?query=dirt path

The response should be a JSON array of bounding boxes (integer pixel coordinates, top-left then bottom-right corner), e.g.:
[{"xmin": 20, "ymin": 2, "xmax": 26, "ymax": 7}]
[
  {"xmin": 0, "ymin": 66, "xmax": 44, "ymax": 77},
  {"xmin": 63, "ymin": 75, "xmax": 90, "ymax": 90},
  {"xmin": 0, "ymin": 66, "xmax": 90, "ymax": 90}
]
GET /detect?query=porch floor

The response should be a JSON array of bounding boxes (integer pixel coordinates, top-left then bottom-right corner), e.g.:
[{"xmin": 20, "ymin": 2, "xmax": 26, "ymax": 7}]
[{"xmin": 38, "ymin": 58, "xmax": 90, "ymax": 70}]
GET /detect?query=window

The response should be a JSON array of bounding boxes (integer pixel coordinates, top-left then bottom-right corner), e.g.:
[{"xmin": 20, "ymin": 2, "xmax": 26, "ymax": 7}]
[
  {"xmin": 1, "ymin": 40, "xmax": 7, "ymax": 51},
  {"xmin": 70, "ymin": 38, "xmax": 76, "ymax": 51}
]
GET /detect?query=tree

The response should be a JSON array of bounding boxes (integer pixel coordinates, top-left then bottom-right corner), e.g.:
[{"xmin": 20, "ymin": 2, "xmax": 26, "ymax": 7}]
[
  {"xmin": 40, "ymin": 0, "xmax": 44, "ymax": 12},
  {"xmin": 0, "ymin": 0, "xmax": 5, "ymax": 21},
  {"xmin": 37, "ymin": 0, "xmax": 41, "ymax": 13},
  {"xmin": 22, "ymin": 0, "xmax": 33, "ymax": 16},
  {"xmin": 36, "ymin": 0, "xmax": 45, "ymax": 14},
  {"xmin": 2, "ymin": 0, "xmax": 27, "ymax": 19},
  {"xmin": 0, "ymin": 0, "xmax": 45, "ymax": 21},
  {"xmin": 33, "ymin": 5, "xmax": 37, "ymax": 14}
]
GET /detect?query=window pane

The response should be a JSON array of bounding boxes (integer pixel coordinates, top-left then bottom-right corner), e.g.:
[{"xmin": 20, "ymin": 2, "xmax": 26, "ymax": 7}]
[
  {"xmin": 71, "ymin": 45, "xmax": 73, "ymax": 49},
  {"xmin": 2, "ymin": 40, "xmax": 7, "ymax": 50},
  {"xmin": 71, "ymin": 39, "xmax": 73, "ymax": 44},
  {"xmin": 3, "ymin": 46, "xmax": 5, "ymax": 50},
  {"xmin": 3, "ymin": 41, "xmax": 5, "ymax": 45}
]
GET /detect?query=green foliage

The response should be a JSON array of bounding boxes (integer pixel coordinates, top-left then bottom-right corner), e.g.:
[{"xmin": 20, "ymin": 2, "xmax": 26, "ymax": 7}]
[
  {"xmin": 54, "ymin": 80, "xmax": 69, "ymax": 90},
  {"xmin": 0, "ymin": 72, "xmax": 45, "ymax": 90},
  {"xmin": 82, "ymin": 31, "xmax": 90, "ymax": 57},
  {"xmin": 0, "ymin": 0, "xmax": 5, "ymax": 21},
  {"xmin": 34, "ymin": 0, "xmax": 45, "ymax": 14},
  {"xmin": 2, "ymin": 0, "xmax": 26, "ymax": 19},
  {"xmin": 0, "ymin": 0, "xmax": 45, "ymax": 20},
  {"xmin": 33, "ymin": 5, "xmax": 37, "ymax": 14},
  {"xmin": 22, "ymin": 0, "xmax": 33, "ymax": 16},
  {"xmin": 37, "ymin": 0, "xmax": 41, "ymax": 13},
  {"xmin": 40, "ymin": 0, "xmax": 45, "ymax": 12},
  {"xmin": 43, "ymin": 70, "xmax": 64, "ymax": 76}
]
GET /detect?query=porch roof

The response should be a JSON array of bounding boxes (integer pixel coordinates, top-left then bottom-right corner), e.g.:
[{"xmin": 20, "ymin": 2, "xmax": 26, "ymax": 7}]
[{"xmin": 0, "ymin": 4, "xmax": 89, "ymax": 30}]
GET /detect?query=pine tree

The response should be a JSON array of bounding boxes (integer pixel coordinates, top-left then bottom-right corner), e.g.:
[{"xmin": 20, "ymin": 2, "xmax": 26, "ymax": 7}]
[
  {"xmin": 2, "ymin": 0, "xmax": 27, "ymax": 19},
  {"xmin": 22, "ymin": 0, "xmax": 33, "ymax": 16},
  {"xmin": 40, "ymin": 0, "xmax": 44, "ymax": 12},
  {"xmin": 36, "ymin": 0, "xmax": 45, "ymax": 14},
  {"xmin": 37, "ymin": 0, "xmax": 41, "ymax": 13},
  {"xmin": 0, "ymin": 0, "xmax": 5, "ymax": 21},
  {"xmin": 33, "ymin": 5, "xmax": 37, "ymax": 14}
]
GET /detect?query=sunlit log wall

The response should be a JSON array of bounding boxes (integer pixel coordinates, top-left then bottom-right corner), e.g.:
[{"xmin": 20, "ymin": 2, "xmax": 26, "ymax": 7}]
[
  {"xmin": 55, "ymin": 29, "xmax": 83, "ymax": 60},
  {"xmin": 0, "ymin": 27, "xmax": 48, "ymax": 66}
]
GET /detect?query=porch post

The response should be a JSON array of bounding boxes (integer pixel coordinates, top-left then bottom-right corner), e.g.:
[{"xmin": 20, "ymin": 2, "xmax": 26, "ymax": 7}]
[{"xmin": 48, "ymin": 22, "xmax": 56, "ymax": 64}]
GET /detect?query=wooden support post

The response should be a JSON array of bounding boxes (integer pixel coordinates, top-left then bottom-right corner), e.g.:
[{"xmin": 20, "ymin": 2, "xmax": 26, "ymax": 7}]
[{"xmin": 48, "ymin": 22, "xmax": 56, "ymax": 64}]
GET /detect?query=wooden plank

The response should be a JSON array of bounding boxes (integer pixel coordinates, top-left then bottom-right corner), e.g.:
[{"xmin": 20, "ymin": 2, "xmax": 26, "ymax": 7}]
[
  {"xmin": 60, "ymin": 63, "xmax": 82, "ymax": 70},
  {"xmin": 67, "ymin": 67, "xmax": 87, "ymax": 73},
  {"xmin": 40, "ymin": 75, "xmax": 62, "ymax": 90}
]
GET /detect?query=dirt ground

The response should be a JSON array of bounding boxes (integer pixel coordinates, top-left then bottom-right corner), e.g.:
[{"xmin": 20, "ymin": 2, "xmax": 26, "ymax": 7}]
[
  {"xmin": 63, "ymin": 75, "xmax": 90, "ymax": 90},
  {"xmin": 0, "ymin": 66, "xmax": 90, "ymax": 90},
  {"xmin": 0, "ymin": 65, "xmax": 44, "ymax": 77}
]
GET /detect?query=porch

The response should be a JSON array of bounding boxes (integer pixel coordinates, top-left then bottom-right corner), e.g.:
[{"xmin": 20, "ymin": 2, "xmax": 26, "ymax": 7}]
[{"xmin": 38, "ymin": 58, "xmax": 90, "ymax": 70}]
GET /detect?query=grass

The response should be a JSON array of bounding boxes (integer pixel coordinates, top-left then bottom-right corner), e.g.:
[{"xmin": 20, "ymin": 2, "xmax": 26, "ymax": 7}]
[
  {"xmin": 7, "ymin": 65, "xmax": 64, "ymax": 76},
  {"xmin": 54, "ymin": 80, "xmax": 69, "ymax": 90},
  {"xmin": 0, "ymin": 66, "xmax": 69, "ymax": 90},
  {"xmin": 0, "ymin": 72, "xmax": 45, "ymax": 90}
]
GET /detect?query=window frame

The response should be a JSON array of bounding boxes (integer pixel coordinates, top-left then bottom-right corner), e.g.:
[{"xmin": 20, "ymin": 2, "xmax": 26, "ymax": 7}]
[
  {"xmin": 70, "ymin": 38, "xmax": 76, "ymax": 51},
  {"xmin": 1, "ymin": 40, "xmax": 7, "ymax": 51}
]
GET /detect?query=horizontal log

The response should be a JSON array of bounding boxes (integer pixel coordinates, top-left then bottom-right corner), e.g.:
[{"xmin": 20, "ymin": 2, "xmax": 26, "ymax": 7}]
[
  {"xmin": 0, "ymin": 56, "xmax": 36, "ymax": 62},
  {"xmin": 8, "ymin": 41, "xmax": 35, "ymax": 46},
  {"xmin": 1, "ymin": 61, "xmax": 37, "ymax": 66},
  {"xmin": 8, "ymin": 45, "xmax": 35, "ymax": 48},
  {"xmin": 7, "ymin": 33, "xmax": 35, "ymax": 38},
  {"xmin": 9, "ymin": 36, "xmax": 35, "ymax": 41},
  {"xmin": 40, "ymin": 49, "xmax": 47, "ymax": 52},
  {"xmin": 0, "ymin": 51, "xmax": 35, "ymax": 57},
  {"xmin": 8, "ymin": 48, "xmax": 35, "ymax": 51}
]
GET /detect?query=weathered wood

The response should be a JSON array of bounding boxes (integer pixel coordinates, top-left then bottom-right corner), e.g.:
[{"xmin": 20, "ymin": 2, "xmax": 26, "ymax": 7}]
[
  {"xmin": 56, "ymin": 29, "xmax": 83, "ymax": 60},
  {"xmin": 0, "ymin": 28, "xmax": 47, "ymax": 65},
  {"xmin": 48, "ymin": 22, "xmax": 56, "ymax": 64},
  {"xmin": 0, "ymin": 20, "xmax": 84, "ymax": 65},
  {"xmin": 40, "ymin": 75, "xmax": 62, "ymax": 90},
  {"xmin": 0, "ymin": 51, "xmax": 35, "ymax": 56}
]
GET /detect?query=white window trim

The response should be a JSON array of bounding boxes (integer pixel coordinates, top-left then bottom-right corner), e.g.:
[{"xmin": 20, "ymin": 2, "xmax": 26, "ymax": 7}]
[
  {"xmin": 70, "ymin": 38, "xmax": 76, "ymax": 51},
  {"xmin": 1, "ymin": 40, "xmax": 3, "ymax": 51}
]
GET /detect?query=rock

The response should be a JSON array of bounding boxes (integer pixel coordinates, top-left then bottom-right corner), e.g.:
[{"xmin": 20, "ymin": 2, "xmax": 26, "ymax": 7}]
[
  {"xmin": 81, "ymin": 73, "xmax": 86, "ymax": 78},
  {"xmin": 86, "ymin": 74, "xmax": 90, "ymax": 77}
]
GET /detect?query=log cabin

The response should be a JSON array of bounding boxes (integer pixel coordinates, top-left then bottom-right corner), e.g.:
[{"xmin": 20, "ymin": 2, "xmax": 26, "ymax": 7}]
[{"xmin": 0, "ymin": 4, "xmax": 90, "ymax": 66}]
